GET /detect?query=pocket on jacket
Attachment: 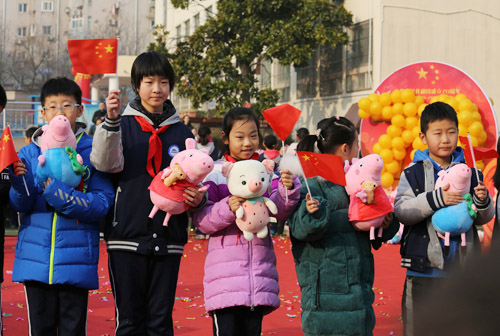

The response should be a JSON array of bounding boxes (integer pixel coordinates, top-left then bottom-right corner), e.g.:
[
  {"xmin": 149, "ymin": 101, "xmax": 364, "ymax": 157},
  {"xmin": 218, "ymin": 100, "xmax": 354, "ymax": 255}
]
[
  {"xmin": 297, "ymin": 262, "xmax": 320, "ymax": 311},
  {"xmin": 319, "ymin": 239, "xmax": 349, "ymax": 294}
]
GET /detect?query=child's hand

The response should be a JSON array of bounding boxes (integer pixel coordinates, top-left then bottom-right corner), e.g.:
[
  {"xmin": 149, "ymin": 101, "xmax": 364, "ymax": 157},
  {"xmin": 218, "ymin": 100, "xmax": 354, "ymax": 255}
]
[
  {"xmin": 106, "ymin": 90, "xmax": 121, "ymax": 119},
  {"xmin": 228, "ymin": 196, "xmax": 246, "ymax": 213},
  {"xmin": 13, "ymin": 160, "xmax": 27, "ymax": 176},
  {"xmin": 382, "ymin": 212, "xmax": 393, "ymax": 229},
  {"xmin": 474, "ymin": 181, "xmax": 488, "ymax": 201},
  {"xmin": 183, "ymin": 187, "xmax": 204, "ymax": 207},
  {"xmin": 441, "ymin": 183, "xmax": 464, "ymax": 206},
  {"xmin": 305, "ymin": 193, "xmax": 319, "ymax": 214},
  {"xmin": 280, "ymin": 169, "xmax": 294, "ymax": 190}
]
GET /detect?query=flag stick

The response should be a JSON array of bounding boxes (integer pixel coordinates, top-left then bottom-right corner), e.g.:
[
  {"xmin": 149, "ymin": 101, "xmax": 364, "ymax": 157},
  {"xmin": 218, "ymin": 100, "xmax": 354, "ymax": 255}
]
[
  {"xmin": 281, "ymin": 140, "xmax": 288, "ymax": 203},
  {"xmin": 22, "ymin": 175, "xmax": 30, "ymax": 196},
  {"xmin": 467, "ymin": 132, "xmax": 481, "ymax": 182}
]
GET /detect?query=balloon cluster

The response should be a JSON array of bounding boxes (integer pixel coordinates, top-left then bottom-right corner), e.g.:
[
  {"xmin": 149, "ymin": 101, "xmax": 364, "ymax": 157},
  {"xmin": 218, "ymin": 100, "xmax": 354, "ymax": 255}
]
[{"xmin": 358, "ymin": 89, "xmax": 488, "ymax": 187}]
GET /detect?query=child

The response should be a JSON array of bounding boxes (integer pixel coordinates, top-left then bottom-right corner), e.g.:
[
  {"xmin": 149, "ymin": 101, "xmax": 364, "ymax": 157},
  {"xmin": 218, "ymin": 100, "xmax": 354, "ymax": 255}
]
[
  {"xmin": 288, "ymin": 116, "xmax": 398, "ymax": 336},
  {"xmin": 192, "ymin": 107, "xmax": 301, "ymax": 336},
  {"xmin": 285, "ymin": 127, "xmax": 309, "ymax": 155},
  {"xmin": 197, "ymin": 125, "xmax": 219, "ymax": 161},
  {"xmin": 261, "ymin": 134, "xmax": 281, "ymax": 167},
  {"xmin": 0, "ymin": 84, "xmax": 9, "ymax": 333},
  {"xmin": 394, "ymin": 102, "xmax": 494, "ymax": 336},
  {"xmin": 9, "ymin": 77, "xmax": 114, "ymax": 335},
  {"xmin": 90, "ymin": 51, "xmax": 201, "ymax": 335},
  {"xmin": 24, "ymin": 125, "xmax": 38, "ymax": 145}
]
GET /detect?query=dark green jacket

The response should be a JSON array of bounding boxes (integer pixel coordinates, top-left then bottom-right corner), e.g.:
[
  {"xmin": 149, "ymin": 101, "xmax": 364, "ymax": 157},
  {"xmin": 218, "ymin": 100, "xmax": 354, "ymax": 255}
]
[{"xmin": 289, "ymin": 178, "xmax": 399, "ymax": 336}]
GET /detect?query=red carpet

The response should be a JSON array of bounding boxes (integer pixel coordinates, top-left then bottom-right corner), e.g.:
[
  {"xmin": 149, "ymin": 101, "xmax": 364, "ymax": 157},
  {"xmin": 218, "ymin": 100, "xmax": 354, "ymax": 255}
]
[{"xmin": 1, "ymin": 235, "xmax": 404, "ymax": 335}]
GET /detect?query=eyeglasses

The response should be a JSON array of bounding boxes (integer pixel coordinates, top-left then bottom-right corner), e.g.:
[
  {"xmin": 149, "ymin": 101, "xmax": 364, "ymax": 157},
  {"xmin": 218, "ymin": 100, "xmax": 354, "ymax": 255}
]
[{"xmin": 42, "ymin": 103, "xmax": 80, "ymax": 114}]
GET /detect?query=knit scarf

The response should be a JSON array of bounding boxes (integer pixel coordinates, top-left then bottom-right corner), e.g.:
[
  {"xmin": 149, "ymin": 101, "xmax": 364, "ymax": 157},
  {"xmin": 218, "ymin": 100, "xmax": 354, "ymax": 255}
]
[{"xmin": 135, "ymin": 116, "xmax": 170, "ymax": 177}]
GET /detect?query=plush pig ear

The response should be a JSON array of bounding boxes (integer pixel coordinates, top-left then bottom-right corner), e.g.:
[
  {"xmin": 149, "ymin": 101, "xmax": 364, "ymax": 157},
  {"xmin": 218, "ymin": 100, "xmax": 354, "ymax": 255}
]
[
  {"xmin": 42, "ymin": 125, "xmax": 49, "ymax": 132},
  {"xmin": 185, "ymin": 138, "xmax": 196, "ymax": 150},
  {"xmin": 262, "ymin": 159, "xmax": 275, "ymax": 174},
  {"xmin": 344, "ymin": 160, "xmax": 351, "ymax": 173},
  {"xmin": 437, "ymin": 170, "xmax": 446, "ymax": 177},
  {"xmin": 222, "ymin": 162, "xmax": 233, "ymax": 177}
]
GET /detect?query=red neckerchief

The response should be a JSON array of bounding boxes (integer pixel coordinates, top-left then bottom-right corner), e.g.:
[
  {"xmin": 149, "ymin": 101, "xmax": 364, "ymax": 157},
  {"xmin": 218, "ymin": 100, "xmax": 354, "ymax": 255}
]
[
  {"xmin": 223, "ymin": 152, "xmax": 260, "ymax": 163},
  {"xmin": 134, "ymin": 116, "xmax": 170, "ymax": 177}
]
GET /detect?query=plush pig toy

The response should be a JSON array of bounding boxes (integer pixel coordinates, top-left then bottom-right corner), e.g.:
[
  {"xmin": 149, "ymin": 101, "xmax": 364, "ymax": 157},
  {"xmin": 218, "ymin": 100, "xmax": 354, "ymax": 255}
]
[
  {"xmin": 222, "ymin": 159, "xmax": 278, "ymax": 241},
  {"xmin": 37, "ymin": 115, "xmax": 84, "ymax": 188},
  {"xmin": 149, "ymin": 138, "xmax": 214, "ymax": 226},
  {"xmin": 432, "ymin": 163, "xmax": 477, "ymax": 247},
  {"xmin": 345, "ymin": 154, "xmax": 393, "ymax": 240}
]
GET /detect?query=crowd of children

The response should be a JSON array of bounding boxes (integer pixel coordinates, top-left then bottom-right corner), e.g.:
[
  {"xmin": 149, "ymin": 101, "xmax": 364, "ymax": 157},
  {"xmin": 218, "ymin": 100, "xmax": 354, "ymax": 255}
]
[{"xmin": 1, "ymin": 51, "xmax": 499, "ymax": 336}]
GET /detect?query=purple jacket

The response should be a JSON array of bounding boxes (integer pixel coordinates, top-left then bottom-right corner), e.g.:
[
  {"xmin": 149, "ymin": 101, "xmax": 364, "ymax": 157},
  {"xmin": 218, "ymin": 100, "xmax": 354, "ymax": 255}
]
[{"xmin": 192, "ymin": 162, "xmax": 301, "ymax": 314}]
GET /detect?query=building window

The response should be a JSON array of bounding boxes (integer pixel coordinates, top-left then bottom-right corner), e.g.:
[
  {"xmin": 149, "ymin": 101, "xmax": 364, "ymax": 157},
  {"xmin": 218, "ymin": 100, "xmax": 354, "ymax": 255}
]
[
  {"xmin": 42, "ymin": 25, "xmax": 52, "ymax": 35},
  {"xmin": 30, "ymin": 24, "xmax": 36, "ymax": 37},
  {"xmin": 319, "ymin": 44, "xmax": 343, "ymax": 96},
  {"xmin": 87, "ymin": 16, "xmax": 92, "ymax": 30},
  {"xmin": 296, "ymin": 50, "xmax": 319, "ymax": 99},
  {"xmin": 346, "ymin": 20, "xmax": 372, "ymax": 92},
  {"xmin": 274, "ymin": 64, "xmax": 290, "ymax": 102},
  {"xmin": 41, "ymin": 1, "xmax": 54, "ymax": 12},
  {"xmin": 88, "ymin": 0, "xmax": 92, "ymax": 6},
  {"xmin": 176, "ymin": 25, "xmax": 182, "ymax": 39},
  {"xmin": 18, "ymin": 3, "xmax": 28, "ymax": 12},
  {"xmin": 194, "ymin": 13, "xmax": 200, "ymax": 28},
  {"xmin": 205, "ymin": 5, "xmax": 212, "ymax": 21},
  {"xmin": 17, "ymin": 27, "xmax": 27, "ymax": 37},
  {"xmin": 184, "ymin": 19, "xmax": 190, "ymax": 37},
  {"xmin": 260, "ymin": 59, "xmax": 272, "ymax": 89},
  {"xmin": 71, "ymin": 16, "xmax": 83, "ymax": 29}
]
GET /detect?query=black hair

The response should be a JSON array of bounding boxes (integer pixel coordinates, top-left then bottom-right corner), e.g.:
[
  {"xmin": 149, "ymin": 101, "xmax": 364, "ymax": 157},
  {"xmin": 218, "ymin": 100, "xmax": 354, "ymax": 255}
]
[
  {"xmin": 131, "ymin": 51, "xmax": 176, "ymax": 94},
  {"xmin": 263, "ymin": 134, "xmax": 278, "ymax": 149},
  {"xmin": 221, "ymin": 107, "xmax": 262, "ymax": 153},
  {"xmin": 420, "ymin": 102, "xmax": 458, "ymax": 135},
  {"xmin": 296, "ymin": 127, "xmax": 309, "ymax": 142},
  {"xmin": 198, "ymin": 125, "xmax": 212, "ymax": 146},
  {"xmin": 40, "ymin": 77, "xmax": 82, "ymax": 105},
  {"xmin": 297, "ymin": 116, "xmax": 357, "ymax": 154},
  {"xmin": 0, "ymin": 84, "xmax": 6, "ymax": 109},
  {"xmin": 493, "ymin": 136, "xmax": 500, "ymax": 191},
  {"xmin": 25, "ymin": 125, "xmax": 38, "ymax": 139}
]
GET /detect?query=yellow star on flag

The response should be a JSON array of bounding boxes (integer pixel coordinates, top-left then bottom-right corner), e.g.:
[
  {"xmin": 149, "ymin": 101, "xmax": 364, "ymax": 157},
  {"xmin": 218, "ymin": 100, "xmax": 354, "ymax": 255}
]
[
  {"xmin": 416, "ymin": 68, "xmax": 428, "ymax": 79},
  {"xmin": 3, "ymin": 134, "xmax": 10, "ymax": 142},
  {"xmin": 302, "ymin": 154, "xmax": 310, "ymax": 161},
  {"xmin": 104, "ymin": 44, "xmax": 114, "ymax": 53}
]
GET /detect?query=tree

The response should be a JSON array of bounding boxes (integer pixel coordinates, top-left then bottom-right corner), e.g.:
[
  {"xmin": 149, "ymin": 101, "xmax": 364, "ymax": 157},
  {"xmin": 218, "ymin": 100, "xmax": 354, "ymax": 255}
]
[{"xmin": 168, "ymin": 0, "xmax": 353, "ymax": 115}]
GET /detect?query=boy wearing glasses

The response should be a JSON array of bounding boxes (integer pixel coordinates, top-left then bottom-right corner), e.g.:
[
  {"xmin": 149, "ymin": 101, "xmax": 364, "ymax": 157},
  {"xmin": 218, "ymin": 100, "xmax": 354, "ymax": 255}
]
[{"xmin": 10, "ymin": 77, "xmax": 114, "ymax": 336}]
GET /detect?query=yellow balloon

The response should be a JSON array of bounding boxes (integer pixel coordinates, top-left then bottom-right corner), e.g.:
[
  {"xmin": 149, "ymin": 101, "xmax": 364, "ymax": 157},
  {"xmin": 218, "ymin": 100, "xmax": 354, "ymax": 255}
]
[
  {"xmin": 368, "ymin": 93, "xmax": 380, "ymax": 102},
  {"xmin": 468, "ymin": 121, "xmax": 484, "ymax": 137},
  {"xmin": 382, "ymin": 106, "xmax": 394, "ymax": 120},
  {"xmin": 372, "ymin": 114, "xmax": 383, "ymax": 121},
  {"xmin": 411, "ymin": 125, "xmax": 421, "ymax": 139},
  {"xmin": 401, "ymin": 89, "xmax": 416, "ymax": 103},
  {"xmin": 412, "ymin": 137, "xmax": 427, "ymax": 151},
  {"xmin": 391, "ymin": 114, "xmax": 405, "ymax": 128},
  {"xmin": 418, "ymin": 103, "xmax": 428, "ymax": 116},
  {"xmin": 370, "ymin": 101, "xmax": 382, "ymax": 116},
  {"xmin": 380, "ymin": 92, "xmax": 392, "ymax": 106},
  {"xmin": 372, "ymin": 142, "xmax": 382, "ymax": 155},
  {"xmin": 458, "ymin": 126, "xmax": 468, "ymax": 137},
  {"xmin": 381, "ymin": 172, "xmax": 394, "ymax": 188},
  {"xmin": 405, "ymin": 116, "xmax": 418, "ymax": 130},
  {"xmin": 358, "ymin": 97, "xmax": 372, "ymax": 111},
  {"xmin": 430, "ymin": 96, "xmax": 439, "ymax": 104},
  {"xmin": 438, "ymin": 94, "xmax": 449, "ymax": 102},
  {"xmin": 471, "ymin": 103, "xmax": 478, "ymax": 111},
  {"xmin": 410, "ymin": 149, "xmax": 417, "ymax": 160},
  {"xmin": 387, "ymin": 125, "xmax": 403, "ymax": 138},
  {"xmin": 471, "ymin": 111, "xmax": 482, "ymax": 122},
  {"xmin": 392, "ymin": 136, "xmax": 405, "ymax": 150},
  {"xmin": 380, "ymin": 148, "xmax": 394, "ymax": 163},
  {"xmin": 458, "ymin": 110, "xmax": 474, "ymax": 127},
  {"xmin": 401, "ymin": 130, "xmax": 414, "ymax": 145},
  {"xmin": 459, "ymin": 99, "xmax": 474, "ymax": 112},
  {"xmin": 358, "ymin": 109, "xmax": 371, "ymax": 119},
  {"xmin": 403, "ymin": 102, "xmax": 417, "ymax": 117},
  {"xmin": 393, "ymin": 147, "xmax": 407, "ymax": 160},
  {"xmin": 386, "ymin": 160, "xmax": 400, "ymax": 174},
  {"xmin": 470, "ymin": 136, "xmax": 479, "ymax": 147},
  {"xmin": 446, "ymin": 98, "xmax": 459, "ymax": 112},
  {"xmin": 392, "ymin": 102, "xmax": 404, "ymax": 115},
  {"xmin": 478, "ymin": 131, "xmax": 487, "ymax": 145},
  {"xmin": 415, "ymin": 96, "xmax": 425, "ymax": 107},
  {"xmin": 379, "ymin": 134, "xmax": 393, "ymax": 148},
  {"xmin": 455, "ymin": 93, "xmax": 467, "ymax": 102},
  {"xmin": 476, "ymin": 160, "xmax": 485, "ymax": 171},
  {"xmin": 391, "ymin": 89, "xmax": 403, "ymax": 104}
]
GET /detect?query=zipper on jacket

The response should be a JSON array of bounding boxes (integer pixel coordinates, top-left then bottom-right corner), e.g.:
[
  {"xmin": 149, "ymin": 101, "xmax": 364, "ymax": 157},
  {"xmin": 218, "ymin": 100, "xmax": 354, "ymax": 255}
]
[
  {"xmin": 48, "ymin": 212, "xmax": 58, "ymax": 285},
  {"xmin": 249, "ymin": 240, "xmax": 255, "ymax": 311},
  {"xmin": 112, "ymin": 186, "xmax": 121, "ymax": 227}
]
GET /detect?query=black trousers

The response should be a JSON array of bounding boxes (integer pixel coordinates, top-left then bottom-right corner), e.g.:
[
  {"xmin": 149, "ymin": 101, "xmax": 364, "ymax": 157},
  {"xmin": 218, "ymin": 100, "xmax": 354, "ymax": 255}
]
[
  {"xmin": 24, "ymin": 281, "xmax": 89, "ymax": 336},
  {"xmin": 212, "ymin": 306, "xmax": 265, "ymax": 336},
  {"xmin": 108, "ymin": 251, "xmax": 181, "ymax": 336}
]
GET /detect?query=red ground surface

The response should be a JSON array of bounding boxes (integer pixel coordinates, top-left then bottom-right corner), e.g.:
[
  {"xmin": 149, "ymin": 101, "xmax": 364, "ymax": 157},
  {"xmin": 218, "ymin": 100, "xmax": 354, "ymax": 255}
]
[{"xmin": 1, "ymin": 235, "xmax": 404, "ymax": 335}]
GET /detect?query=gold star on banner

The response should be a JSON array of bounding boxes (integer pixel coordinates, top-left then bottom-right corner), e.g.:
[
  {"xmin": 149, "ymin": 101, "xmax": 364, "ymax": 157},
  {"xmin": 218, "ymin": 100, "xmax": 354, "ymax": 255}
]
[
  {"xmin": 430, "ymin": 65, "xmax": 434, "ymax": 69},
  {"xmin": 416, "ymin": 68, "xmax": 428, "ymax": 79},
  {"xmin": 302, "ymin": 154, "xmax": 310, "ymax": 161},
  {"xmin": 104, "ymin": 44, "xmax": 114, "ymax": 53},
  {"xmin": 435, "ymin": 76, "xmax": 439, "ymax": 81},
  {"xmin": 3, "ymin": 134, "xmax": 10, "ymax": 142}
]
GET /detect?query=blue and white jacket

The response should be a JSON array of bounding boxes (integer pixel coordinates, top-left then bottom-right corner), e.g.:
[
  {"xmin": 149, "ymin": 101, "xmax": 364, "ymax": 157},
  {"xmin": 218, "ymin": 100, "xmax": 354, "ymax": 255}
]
[{"xmin": 10, "ymin": 124, "xmax": 114, "ymax": 289}]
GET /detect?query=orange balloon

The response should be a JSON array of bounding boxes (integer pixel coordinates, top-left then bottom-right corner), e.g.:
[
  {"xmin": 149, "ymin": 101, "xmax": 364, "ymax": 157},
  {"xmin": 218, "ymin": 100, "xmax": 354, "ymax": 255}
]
[
  {"xmin": 410, "ymin": 149, "xmax": 417, "ymax": 160},
  {"xmin": 401, "ymin": 130, "xmax": 414, "ymax": 144},
  {"xmin": 392, "ymin": 102, "xmax": 404, "ymax": 115},
  {"xmin": 470, "ymin": 135, "xmax": 479, "ymax": 147},
  {"xmin": 403, "ymin": 102, "xmax": 417, "ymax": 117},
  {"xmin": 468, "ymin": 121, "xmax": 484, "ymax": 137},
  {"xmin": 372, "ymin": 142, "xmax": 382, "ymax": 155},
  {"xmin": 380, "ymin": 148, "xmax": 394, "ymax": 163},
  {"xmin": 379, "ymin": 134, "xmax": 393, "ymax": 149},
  {"xmin": 471, "ymin": 111, "xmax": 482, "ymax": 122},
  {"xmin": 455, "ymin": 93, "xmax": 467, "ymax": 102},
  {"xmin": 418, "ymin": 103, "xmax": 428, "ymax": 116},
  {"xmin": 458, "ymin": 110, "xmax": 474, "ymax": 127},
  {"xmin": 393, "ymin": 148, "xmax": 407, "ymax": 160},
  {"xmin": 358, "ymin": 97, "xmax": 372, "ymax": 111},
  {"xmin": 446, "ymin": 98, "xmax": 459, "ymax": 111},
  {"xmin": 458, "ymin": 126, "xmax": 468, "ymax": 137},
  {"xmin": 380, "ymin": 92, "xmax": 392, "ymax": 106},
  {"xmin": 405, "ymin": 116, "xmax": 418, "ymax": 130},
  {"xmin": 459, "ymin": 99, "xmax": 474, "ymax": 112},
  {"xmin": 430, "ymin": 96, "xmax": 439, "ymax": 104},
  {"xmin": 387, "ymin": 125, "xmax": 403, "ymax": 138},
  {"xmin": 391, "ymin": 89, "xmax": 403, "ymax": 104},
  {"xmin": 392, "ymin": 136, "xmax": 405, "ymax": 150},
  {"xmin": 368, "ymin": 93, "xmax": 379, "ymax": 102},
  {"xmin": 385, "ymin": 160, "xmax": 400, "ymax": 174},
  {"xmin": 382, "ymin": 106, "xmax": 394, "ymax": 120},
  {"xmin": 476, "ymin": 160, "xmax": 485, "ymax": 171},
  {"xmin": 415, "ymin": 96, "xmax": 425, "ymax": 107},
  {"xmin": 411, "ymin": 125, "xmax": 421, "ymax": 139},
  {"xmin": 381, "ymin": 172, "xmax": 394, "ymax": 188},
  {"xmin": 358, "ymin": 109, "xmax": 371, "ymax": 119},
  {"xmin": 370, "ymin": 101, "xmax": 382, "ymax": 116},
  {"xmin": 391, "ymin": 114, "xmax": 405, "ymax": 128},
  {"xmin": 478, "ymin": 131, "xmax": 487, "ymax": 145}
]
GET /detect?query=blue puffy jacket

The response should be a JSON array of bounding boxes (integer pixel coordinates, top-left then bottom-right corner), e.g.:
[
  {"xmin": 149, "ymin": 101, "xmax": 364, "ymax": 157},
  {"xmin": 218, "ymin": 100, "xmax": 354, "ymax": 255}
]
[{"xmin": 9, "ymin": 125, "xmax": 114, "ymax": 289}]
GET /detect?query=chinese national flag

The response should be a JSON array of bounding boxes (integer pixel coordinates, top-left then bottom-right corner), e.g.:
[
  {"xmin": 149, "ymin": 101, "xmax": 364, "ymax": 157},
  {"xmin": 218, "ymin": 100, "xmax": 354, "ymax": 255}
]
[
  {"xmin": 0, "ymin": 126, "xmax": 19, "ymax": 171},
  {"xmin": 296, "ymin": 151, "xmax": 346, "ymax": 186},
  {"xmin": 263, "ymin": 104, "xmax": 301, "ymax": 141},
  {"xmin": 68, "ymin": 38, "xmax": 118, "ymax": 74},
  {"xmin": 459, "ymin": 136, "xmax": 499, "ymax": 168}
]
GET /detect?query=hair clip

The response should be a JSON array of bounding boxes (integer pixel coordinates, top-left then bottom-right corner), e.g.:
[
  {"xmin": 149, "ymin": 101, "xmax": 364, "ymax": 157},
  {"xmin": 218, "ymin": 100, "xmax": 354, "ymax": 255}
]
[
  {"xmin": 315, "ymin": 129, "xmax": 325, "ymax": 141},
  {"xmin": 336, "ymin": 116, "xmax": 340, "ymax": 120}
]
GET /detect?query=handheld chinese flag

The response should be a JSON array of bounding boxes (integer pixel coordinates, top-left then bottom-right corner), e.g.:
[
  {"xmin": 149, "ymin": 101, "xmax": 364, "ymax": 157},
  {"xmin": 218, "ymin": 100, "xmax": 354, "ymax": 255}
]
[
  {"xmin": 263, "ymin": 104, "xmax": 302, "ymax": 141},
  {"xmin": 68, "ymin": 38, "xmax": 118, "ymax": 74},
  {"xmin": 459, "ymin": 135, "xmax": 499, "ymax": 169},
  {"xmin": 0, "ymin": 126, "xmax": 19, "ymax": 171},
  {"xmin": 296, "ymin": 151, "xmax": 346, "ymax": 186}
]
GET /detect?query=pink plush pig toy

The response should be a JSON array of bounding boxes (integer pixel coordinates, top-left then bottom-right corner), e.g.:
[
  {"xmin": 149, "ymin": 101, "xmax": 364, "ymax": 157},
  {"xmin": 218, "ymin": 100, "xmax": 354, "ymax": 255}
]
[
  {"xmin": 432, "ymin": 163, "xmax": 477, "ymax": 247},
  {"xmin": 148, "ymin": 138, "xmax": 214, "ymax": 226},
  {"xmin": 344, "ymin": 154, "xmax": 393, "ymax": 240},
  {"xmin": 222, "ymin": 159, "xmax": 278, "ymax": 241}
]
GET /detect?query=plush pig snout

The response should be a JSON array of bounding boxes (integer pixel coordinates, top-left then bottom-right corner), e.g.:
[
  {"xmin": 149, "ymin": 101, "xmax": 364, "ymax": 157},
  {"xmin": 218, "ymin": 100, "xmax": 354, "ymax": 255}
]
[{"xmin": 248, "ymin": 178, "xmax": 262, "ymax": 193}]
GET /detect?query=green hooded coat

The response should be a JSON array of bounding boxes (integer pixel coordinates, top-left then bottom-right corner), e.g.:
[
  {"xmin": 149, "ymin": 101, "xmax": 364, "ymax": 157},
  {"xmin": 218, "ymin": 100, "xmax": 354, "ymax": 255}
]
[{"xmin": 289, "ymin": 178, "xmax": 399, "ymax": 336}]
